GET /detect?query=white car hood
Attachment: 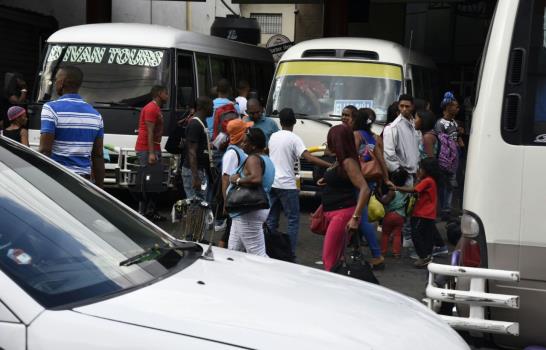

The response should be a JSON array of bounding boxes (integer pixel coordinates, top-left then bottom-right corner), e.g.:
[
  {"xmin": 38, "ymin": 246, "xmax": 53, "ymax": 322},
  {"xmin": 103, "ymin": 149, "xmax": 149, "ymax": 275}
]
[{"xmin": 75, "ymin": 247, "xmax": 468, "ymax": 350}]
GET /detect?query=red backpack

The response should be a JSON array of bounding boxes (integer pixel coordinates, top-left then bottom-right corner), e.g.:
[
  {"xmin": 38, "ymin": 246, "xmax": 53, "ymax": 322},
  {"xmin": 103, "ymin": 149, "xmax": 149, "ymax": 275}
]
[{"xmin": 212, "ymin": 103, "xmax": 238, "ymax": 140}]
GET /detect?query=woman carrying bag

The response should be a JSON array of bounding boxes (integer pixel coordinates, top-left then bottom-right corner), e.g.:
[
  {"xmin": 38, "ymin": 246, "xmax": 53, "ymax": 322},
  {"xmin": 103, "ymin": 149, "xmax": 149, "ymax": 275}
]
[
  {"xmin": 227, "ymin": 128, "xmax": 275, "ymax": 256},
  {"xmin": 317, "ymin": 125, "xmax": 371, "ymax": 271},
  {"xmin": 348, "ymin": 108, "xmax": 390, "ymax": 268}
]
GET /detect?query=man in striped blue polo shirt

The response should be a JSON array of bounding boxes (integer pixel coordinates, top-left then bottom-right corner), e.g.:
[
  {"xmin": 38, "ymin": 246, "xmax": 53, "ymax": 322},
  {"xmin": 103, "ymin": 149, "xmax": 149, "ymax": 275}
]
[{"xmin": 39, "ymin": 66, "xmax": 104, "ymax": 188}]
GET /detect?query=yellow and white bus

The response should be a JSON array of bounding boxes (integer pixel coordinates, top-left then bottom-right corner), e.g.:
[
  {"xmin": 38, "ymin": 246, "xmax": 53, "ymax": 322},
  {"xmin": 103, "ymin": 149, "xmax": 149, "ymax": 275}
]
[{"xmin": 265, "ymin": 37, "xmax": 436, "ymax": 192}]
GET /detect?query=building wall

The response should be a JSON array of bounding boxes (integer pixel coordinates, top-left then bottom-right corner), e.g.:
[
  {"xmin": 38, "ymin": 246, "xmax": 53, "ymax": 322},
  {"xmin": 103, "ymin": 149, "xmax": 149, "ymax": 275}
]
[
  {"xmin": 111, "ymin": 0, "xmax": 240, "ymax": 34},
  {"xmin": 347, "ymin": 2, "xmax": 406, "ymax": 45},
  {"xmin": 294, "ymin": 4, "xmax": 323, "ymax": 43},
  {"xmin": 240, "ymin": 4, "xmax": 295, "ymax": 45},
  {"xmin": 0, "ymin": 0, "xmax": 85, "ymax": 28}
]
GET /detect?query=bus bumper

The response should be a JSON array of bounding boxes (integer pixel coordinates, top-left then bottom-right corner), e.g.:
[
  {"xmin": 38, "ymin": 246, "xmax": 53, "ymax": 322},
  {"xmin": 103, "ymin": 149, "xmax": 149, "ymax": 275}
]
[
  {"xmin": 424, "ymin": 263, "xmax": 521, "ymax": 336},
  {"xmin": 105, "ymin": 147, "xmax": 177, "ymax": 189}
]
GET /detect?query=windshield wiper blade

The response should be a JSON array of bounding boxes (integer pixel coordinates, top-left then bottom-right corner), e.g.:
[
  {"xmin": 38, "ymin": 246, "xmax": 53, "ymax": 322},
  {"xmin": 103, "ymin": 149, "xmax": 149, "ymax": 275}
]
[
  {"xmin": 296, "ymin": 114, "xmax": 332, "ymax": 127},
  {"xmin": 119, "ymin": 241, "xmax": 198, "ymax": 267},
  {"xmin": 94, "ymin": 101, "xmax": 128, "ymax": 106}
]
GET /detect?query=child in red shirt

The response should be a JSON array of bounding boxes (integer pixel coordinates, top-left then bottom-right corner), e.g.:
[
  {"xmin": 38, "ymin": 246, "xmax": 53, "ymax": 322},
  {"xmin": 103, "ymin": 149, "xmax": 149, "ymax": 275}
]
[{"xmin": 391, "ymin": 157, "xmax": 443, "ymax": 268}]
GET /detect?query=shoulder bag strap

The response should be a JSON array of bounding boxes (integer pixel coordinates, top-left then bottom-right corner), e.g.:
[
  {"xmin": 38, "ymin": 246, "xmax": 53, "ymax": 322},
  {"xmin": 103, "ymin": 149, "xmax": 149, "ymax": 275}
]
[
  {"xmin": 191, "ymin": 117, "xmax": 213, "ymax": 168},
  {"xmin": 360, "ymin": 131, "xmax": 377, "ymax": 161}
]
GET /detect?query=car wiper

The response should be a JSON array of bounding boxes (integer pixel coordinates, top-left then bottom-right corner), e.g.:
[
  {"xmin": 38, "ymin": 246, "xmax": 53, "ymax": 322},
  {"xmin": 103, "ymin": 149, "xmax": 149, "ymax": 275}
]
[{"xmin": 119, "ymin": 241, "xmax": 200, "ymax": 267}]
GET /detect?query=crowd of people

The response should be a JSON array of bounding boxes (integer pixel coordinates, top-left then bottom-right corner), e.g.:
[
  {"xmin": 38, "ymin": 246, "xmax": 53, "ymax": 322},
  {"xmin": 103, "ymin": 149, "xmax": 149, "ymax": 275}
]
[{"xmin": 1, "ymin": 65, "xmax": 466, "ymax": 272}]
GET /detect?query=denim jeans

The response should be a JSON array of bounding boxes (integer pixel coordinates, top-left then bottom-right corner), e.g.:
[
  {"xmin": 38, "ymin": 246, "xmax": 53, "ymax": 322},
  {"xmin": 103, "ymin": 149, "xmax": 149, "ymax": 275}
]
[
  {"xmin": 136, "ymin": 151, "xmax": 161, "ymax": 215},
  {"xmin": 439, "ymin": 171, "xmax": 457, "ymax": 215},
  {"xmin": 355, "ymin": 184, "xmax": 381, "ymax": 258},
  {"xmin": 181, "ymin": 166, "xmax": 209, "ymax": 200},
  {"xmin": 266, "ymin": 188, "xmax": 300, "ymax": 255}
]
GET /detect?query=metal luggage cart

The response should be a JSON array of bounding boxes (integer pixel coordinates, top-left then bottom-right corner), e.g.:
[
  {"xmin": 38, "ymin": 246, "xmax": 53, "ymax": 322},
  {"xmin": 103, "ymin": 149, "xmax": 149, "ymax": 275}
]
[{"xmin": 171, "ymin": 197, "xmax": 215, "ymax": 243}]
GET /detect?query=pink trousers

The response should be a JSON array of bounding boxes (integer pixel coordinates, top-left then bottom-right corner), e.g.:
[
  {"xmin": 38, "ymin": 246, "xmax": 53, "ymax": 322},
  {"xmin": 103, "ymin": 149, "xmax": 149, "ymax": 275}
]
[{"xmin": 322, "ymin": 206, "xmax": 355, "ymax": 271}]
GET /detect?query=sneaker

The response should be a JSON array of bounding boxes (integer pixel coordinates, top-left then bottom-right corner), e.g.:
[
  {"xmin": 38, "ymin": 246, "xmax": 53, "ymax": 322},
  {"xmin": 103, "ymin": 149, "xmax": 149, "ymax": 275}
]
[
  {"xmin": 432, "ymin": 245, "xmax": 449, "ymax": 256},
  {"xmin": 414, "ymin": 256, "xmax": 432, "ymax": 268},
  {"xmin": 409, "ymin": 251, "xmax": 419, "ymax": 260}
]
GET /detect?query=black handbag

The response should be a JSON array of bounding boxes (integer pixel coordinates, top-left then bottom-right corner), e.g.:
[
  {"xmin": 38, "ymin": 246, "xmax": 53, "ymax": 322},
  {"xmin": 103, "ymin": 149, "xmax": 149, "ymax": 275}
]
[
  {"xmin": 263, "ymin": 224, "xmax": 294, "ymax": 262},
  {"xmin": 333, "ymin": 235, "xmax": 379, "ymax": 285},
  {"xmin": 225, "ymin": 156, "xmax": 270, "ymax": 213},
  {"xmin": 225, "ymin": 183, "xmax": 269, "ymax": 212}
]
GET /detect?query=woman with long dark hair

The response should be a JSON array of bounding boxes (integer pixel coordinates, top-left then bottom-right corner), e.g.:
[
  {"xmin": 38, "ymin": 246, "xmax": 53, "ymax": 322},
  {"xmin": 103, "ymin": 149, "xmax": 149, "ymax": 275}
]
[
  {"xmin": 318, "ymin": 125, "xmax": 371, "ymax": 271},
  {"xmin": 414, "ymin": 109, "xmax": 438, "ymax": 159},
  {"xmin": 347, "ymin": 108, "xmax": 390, "ymax": 267}
]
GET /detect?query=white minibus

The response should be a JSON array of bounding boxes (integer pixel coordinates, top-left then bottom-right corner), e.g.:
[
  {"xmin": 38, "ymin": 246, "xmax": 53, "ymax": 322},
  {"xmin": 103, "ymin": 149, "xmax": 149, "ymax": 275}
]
[
  {"xmin": 425, "ymin": 0, "xmax": 546, "ymax": 348},
  {"xmin": 265, "ymin": 37, "xmax": 437, "ymax": 193},
  {"xmin": 28, "ymin": 23, "xmax": 274, "ymax": 188}
]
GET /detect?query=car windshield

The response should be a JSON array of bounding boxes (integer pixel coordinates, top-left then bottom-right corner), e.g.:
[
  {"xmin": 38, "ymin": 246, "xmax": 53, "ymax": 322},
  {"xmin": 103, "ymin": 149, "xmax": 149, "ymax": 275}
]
[
  {"xmin": 267, "ymin": 61, "xmax": 402, "ymax": 123},
  {"xmin": 36, "ymin": 44, "xmax": 170, "ymax": 108},
  {"xmin": 0, "ymin": 139, "xmax": 201, "ymax": 308}
]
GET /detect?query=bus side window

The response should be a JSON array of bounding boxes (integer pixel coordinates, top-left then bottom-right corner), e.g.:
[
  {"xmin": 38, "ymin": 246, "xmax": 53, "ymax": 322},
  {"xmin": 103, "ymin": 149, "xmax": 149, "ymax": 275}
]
[
  {"xmin": 405, "ymin": 79, "xmax": 413, "ymax": 96},
  {"xmin": 196, "ymin": 54, "xmax": 211, "ymax": 97},
  {"xmin": 176, "ymin": 53, "xmax": 195, "ymax": 110},
  {"xmin": 235, "ymin": 59, "xmax": 253, "ymax": 89},
  {"xmin": 211, "ymin": 56, "xmax": 234, "ymax": 89},
  {"xmin": 503, "ymin": 0, "xmax": 546, "ymax": 144},
  {"xmin": 255, "ymin": 62, "xmax": 274, "ymax": 105}
]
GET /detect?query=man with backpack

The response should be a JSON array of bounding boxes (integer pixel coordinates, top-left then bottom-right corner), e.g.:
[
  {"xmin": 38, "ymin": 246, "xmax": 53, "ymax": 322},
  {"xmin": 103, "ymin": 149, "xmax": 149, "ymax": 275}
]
[
  {"xmin": 435, "ymin": 92, "xmax": 464, "ymax": 219},
  {"xmin": 182, "ymin": 96, "xmax": 213, "ymax": 200},
  {"xmin": 207, "ymin": 78, "xmax": 239, "ymax": 139}
]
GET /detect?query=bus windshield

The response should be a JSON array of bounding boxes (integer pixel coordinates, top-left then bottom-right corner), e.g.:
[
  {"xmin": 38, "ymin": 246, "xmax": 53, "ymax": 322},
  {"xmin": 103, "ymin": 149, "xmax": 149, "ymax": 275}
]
[
  {"xmin": 267, "ymin": 61, "xmax": 402, "ymax": 123},
  {"xmin": 36, "ymin": 44, "xmax": 171, "ymax": 108}
]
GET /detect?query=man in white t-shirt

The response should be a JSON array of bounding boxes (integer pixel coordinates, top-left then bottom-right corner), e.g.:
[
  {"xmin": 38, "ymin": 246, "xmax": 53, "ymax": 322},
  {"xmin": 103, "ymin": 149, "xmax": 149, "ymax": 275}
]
[
  {"xmin": 266, "ymin": 108, "xmax": 332, "ymax": 256},
  {"xmin": 235, "ymin": 80, "xmax": 250, "ymax": 116}
]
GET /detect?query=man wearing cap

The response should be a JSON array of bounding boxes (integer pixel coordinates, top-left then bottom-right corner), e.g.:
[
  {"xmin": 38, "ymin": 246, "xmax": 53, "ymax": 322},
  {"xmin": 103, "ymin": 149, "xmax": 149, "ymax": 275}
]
[
  {"xmin": 266, "ymin": 108, "xmax": 332, "ymax": 256},
  {"xmin": 39, "ymin": 66, "xmax": 104, "ymax": 188}
]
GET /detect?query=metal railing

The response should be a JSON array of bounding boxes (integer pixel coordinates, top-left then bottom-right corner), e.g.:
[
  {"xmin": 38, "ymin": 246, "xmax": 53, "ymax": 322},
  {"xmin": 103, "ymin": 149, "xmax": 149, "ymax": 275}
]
[{"xmin": 425, "ymin": 263, "xmax": 520, "ymax": 336}]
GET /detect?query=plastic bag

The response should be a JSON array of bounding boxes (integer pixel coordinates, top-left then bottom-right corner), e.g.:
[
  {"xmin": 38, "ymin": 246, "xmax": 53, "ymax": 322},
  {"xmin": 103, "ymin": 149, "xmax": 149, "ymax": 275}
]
[{"xmin": 368, "ymin": 195, "xmax": 385, "ymax": 222}]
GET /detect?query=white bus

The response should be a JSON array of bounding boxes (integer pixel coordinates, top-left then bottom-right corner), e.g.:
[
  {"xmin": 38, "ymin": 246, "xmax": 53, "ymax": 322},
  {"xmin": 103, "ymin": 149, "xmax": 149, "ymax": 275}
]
[
  {"xmin": 28, "ymin": 23, "xmax": 274, "ymax": 188},
  {"xmin": 425, "ymin": 0, "xmax": 546, "ymax": 348},
  {"xmin": 265, "ymin": 38, "xmax": 437, "ymax": 192}
]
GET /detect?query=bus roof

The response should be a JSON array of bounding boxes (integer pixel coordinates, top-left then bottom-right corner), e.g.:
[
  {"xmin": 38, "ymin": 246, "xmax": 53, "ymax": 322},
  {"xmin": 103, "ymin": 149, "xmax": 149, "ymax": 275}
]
[
  {"xmin": 47, "ymin": 23, "xmax": 273, "ymax": 62},
  {"xmin": 280, "ymin": 37, "xmax": 435, "ymax": 69}
]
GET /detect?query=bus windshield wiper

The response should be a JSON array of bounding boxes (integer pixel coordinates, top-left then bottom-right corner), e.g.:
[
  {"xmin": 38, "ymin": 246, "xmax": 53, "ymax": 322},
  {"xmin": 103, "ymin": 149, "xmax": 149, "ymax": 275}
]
[
  {"xmin": 94, "ymin": 101, "xmax": 128, "ymax": 106},
  {"xmin": 295, "ymin": 113, "xmax": 333, "ymax": 127},
  {"xmin": 94, "ymin": 101, "xmax": 139, "ymax": 110},
  {"xmin": 119, "ymin": 241, "xmax": 200, "ymax": 267}
]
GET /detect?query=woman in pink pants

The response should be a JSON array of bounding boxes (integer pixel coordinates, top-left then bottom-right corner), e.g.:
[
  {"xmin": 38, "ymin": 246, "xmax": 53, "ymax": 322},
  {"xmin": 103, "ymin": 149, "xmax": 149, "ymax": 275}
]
[{"xmin": 318, "ymin": 125, "xmax": 371, "ymax": 271}]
